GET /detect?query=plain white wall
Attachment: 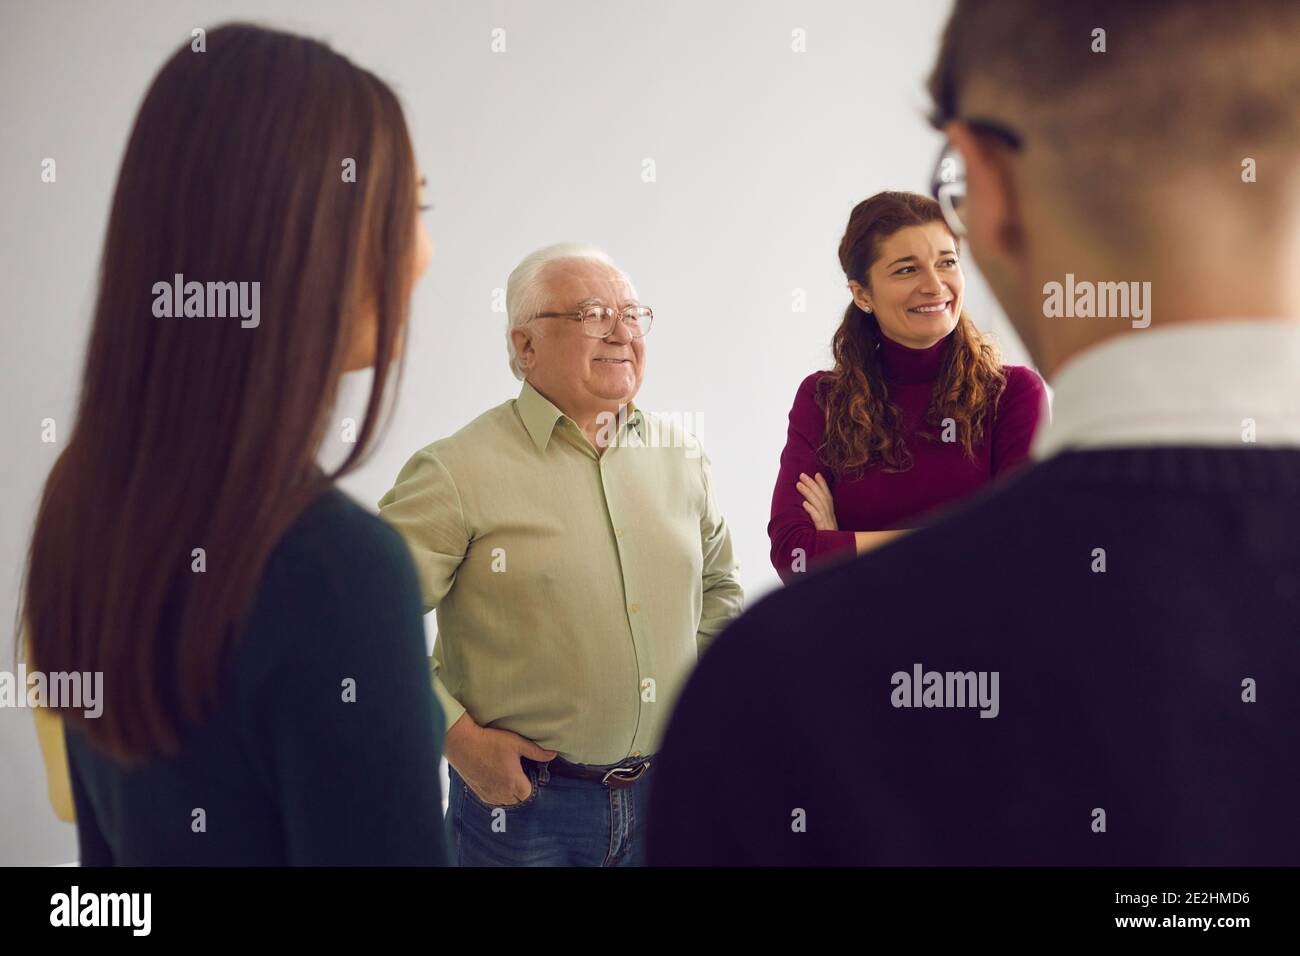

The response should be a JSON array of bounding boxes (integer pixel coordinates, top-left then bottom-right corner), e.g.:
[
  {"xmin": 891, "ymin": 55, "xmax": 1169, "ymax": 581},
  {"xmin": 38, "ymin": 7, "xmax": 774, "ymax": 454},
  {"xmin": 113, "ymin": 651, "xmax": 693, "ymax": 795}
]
[{"xmin": 0, "ymin": 0, "xmax": 1034, "ymax": 865}]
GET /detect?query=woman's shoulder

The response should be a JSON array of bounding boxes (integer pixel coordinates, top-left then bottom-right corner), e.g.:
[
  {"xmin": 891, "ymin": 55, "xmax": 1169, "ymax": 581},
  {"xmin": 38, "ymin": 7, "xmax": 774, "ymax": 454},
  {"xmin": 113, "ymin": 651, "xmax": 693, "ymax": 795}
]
[
  {"xmin": 250, "ymin": 487, "xmax": 420, "ymax": 634},
  {"xmin": 994, "ymin": 364, "xmax": 1049, "ymax": 432},
  {"xmin": 230, "ymin": 486, "xmax": 424, "ymax": 687},
  {"xmin": 1000, "ymin": 363, "xmax": 1047, "ymax": 399},
  {"xmin": 799, "ymin": 368, "xmax": 832, "ymax": 388},
  {"xmin": 274, "ymin": 486, "xmax": 410, "ymax": 567},
  {"xmin": 793, "ymin": 369, "xmax": 832, "ymax": 402},
  {"xmin": 785, "ymin": 369, "xmax": 832, "ymax": 423}
]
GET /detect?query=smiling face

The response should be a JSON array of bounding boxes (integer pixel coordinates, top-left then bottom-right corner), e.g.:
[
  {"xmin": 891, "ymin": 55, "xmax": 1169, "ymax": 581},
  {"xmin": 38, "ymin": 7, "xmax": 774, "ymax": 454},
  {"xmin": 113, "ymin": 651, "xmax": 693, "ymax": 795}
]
[
  {"xmin": 511, "ymin": 257, "xmax": 646, "ymax": 421},
  {"xmin": 848, "ymin": 222, "xmax": 964, "ymax": 349}
]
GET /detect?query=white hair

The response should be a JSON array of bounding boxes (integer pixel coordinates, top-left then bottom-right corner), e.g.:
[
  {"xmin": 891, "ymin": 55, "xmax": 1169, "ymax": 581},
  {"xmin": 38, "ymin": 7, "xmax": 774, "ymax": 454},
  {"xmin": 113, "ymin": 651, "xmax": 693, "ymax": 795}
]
[{"xmin": 505, "ymin": 242, "xmax": 626, "ymax": 380}]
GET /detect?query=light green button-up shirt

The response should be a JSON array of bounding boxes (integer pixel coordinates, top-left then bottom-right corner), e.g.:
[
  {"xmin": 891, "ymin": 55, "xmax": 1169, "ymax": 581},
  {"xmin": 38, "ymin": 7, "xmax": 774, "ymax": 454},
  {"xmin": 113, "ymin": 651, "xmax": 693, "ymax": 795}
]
[{"xmin": 378, "ymin": 380, "xmax": 744, "ymax": 765}]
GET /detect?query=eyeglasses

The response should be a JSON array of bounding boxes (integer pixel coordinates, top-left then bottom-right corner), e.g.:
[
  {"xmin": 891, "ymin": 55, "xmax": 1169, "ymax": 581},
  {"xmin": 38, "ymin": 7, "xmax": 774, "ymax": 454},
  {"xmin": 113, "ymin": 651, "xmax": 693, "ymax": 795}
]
[
  {"xmin": 929, "ymin": 118, "xmax": 1023, "ymax": 237},
  {"xmin": 531, "ymin": 304, "xmax": 654, "ymax": 338}
]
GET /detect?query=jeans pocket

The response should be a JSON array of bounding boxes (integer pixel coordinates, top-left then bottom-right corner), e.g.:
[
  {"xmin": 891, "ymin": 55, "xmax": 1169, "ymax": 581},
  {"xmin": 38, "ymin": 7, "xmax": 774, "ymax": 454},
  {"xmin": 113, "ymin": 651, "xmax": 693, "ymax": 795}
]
[{"xmin": 463, "ymin": 762, "xmax": 540, "ymax": 812}]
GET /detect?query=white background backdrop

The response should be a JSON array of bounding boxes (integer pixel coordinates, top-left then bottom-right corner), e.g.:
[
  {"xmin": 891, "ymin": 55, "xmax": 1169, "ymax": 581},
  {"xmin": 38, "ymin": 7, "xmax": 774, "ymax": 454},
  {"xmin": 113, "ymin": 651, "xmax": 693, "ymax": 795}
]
[{"xmin": 0, "ymin": 0, "xmax": 1034, "ymax": 865}]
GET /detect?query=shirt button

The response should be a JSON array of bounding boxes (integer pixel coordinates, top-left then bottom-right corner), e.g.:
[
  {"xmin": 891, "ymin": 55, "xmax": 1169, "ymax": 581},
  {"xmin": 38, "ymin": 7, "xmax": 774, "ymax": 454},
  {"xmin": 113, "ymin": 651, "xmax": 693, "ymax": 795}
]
[
  {"xmin": 615, "ymin": 528, "xmax": 624, "ymax": 538},
  {"xmin": 629, "ymin": 603, "xmax": 640, "ymax": 614}
]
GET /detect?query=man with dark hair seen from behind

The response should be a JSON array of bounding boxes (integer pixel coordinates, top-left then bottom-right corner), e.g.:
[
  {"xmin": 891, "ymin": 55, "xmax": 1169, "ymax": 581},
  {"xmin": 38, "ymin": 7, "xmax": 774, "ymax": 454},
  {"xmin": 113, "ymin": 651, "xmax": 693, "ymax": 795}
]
[{"xmin": 648, "ymin": 0, "xmax": 1300, "ymax": 865}]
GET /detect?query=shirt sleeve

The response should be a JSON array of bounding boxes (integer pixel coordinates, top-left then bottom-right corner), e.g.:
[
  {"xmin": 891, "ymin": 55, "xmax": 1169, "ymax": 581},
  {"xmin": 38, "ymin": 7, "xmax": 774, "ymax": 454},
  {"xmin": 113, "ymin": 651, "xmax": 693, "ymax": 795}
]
[
  {"xmin": 991, "ymin": 366, "xmax": 1049, "ymax": 475},
  {"xmin": 244, "ymin": 517, "xmax": 449, "ymax": 866},
  {"xmin": 377, "ymin": 448, "xmax": 470, "ymax": 730},
  {"xmin": 767, "ymin": 373, "xmax": 857, "ymax": 583},
  {"xmin": 695, "ymin": 444, "xmax": 745, "ymax": 654}
]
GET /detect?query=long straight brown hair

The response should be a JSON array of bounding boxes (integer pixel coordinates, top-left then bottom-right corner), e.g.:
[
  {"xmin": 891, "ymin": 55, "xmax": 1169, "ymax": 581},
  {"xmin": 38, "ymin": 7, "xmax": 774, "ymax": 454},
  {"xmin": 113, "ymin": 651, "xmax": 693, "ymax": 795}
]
[{"xmin": 20, "ymin": 23, "xmax": 419, "ymax": 761}]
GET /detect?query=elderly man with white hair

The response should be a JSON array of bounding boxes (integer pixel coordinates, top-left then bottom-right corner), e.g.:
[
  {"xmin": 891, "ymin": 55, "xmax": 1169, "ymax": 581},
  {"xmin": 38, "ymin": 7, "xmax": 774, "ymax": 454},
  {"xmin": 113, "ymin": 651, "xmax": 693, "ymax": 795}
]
[{"xmin": 379, "ymin": 242, "xmax": 743, "ymax": 867}]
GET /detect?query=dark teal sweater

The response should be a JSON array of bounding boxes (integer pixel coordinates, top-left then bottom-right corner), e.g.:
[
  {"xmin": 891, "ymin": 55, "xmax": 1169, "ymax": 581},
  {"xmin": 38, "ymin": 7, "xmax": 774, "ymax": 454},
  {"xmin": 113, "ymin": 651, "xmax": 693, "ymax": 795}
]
[{"xmin": 65, "ymin": 488, "xmax": 448, "ymax": 865}]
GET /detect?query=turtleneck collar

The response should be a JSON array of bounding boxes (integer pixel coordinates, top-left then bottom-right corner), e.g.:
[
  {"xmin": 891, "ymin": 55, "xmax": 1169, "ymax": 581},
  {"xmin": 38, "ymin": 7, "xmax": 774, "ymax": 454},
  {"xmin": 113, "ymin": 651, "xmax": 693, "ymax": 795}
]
[{"xmin": 877, "ymin": 329, "xmax": 953, "ymax": 384}]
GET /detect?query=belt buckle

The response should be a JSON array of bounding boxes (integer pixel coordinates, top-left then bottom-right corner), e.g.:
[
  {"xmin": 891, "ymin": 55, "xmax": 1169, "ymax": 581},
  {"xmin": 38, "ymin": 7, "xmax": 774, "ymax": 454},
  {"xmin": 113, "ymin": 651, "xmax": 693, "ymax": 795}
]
[{"xmin": 601, "ymin": 760, "xmax": 650, "ymax": 786}]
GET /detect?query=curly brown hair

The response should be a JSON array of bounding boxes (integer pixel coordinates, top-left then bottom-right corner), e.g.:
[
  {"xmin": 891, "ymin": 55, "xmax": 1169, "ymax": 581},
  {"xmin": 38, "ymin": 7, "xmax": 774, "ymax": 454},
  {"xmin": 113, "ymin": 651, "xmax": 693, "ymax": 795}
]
[{"xmin": 817, "ymin": 191, "xmax": 1007, "ymax": 477}]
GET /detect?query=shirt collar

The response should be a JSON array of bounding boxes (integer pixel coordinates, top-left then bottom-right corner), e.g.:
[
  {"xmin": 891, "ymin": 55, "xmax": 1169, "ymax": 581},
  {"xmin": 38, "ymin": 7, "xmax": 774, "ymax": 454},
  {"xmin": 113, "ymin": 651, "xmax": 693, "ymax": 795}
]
[
  {"xmin": 1032, "ymin": 318, "xmax": 1300, "ymax": 461},
  {"xmin": 516, "ymin": 379, "xmax": 644, "ymax": 452}
]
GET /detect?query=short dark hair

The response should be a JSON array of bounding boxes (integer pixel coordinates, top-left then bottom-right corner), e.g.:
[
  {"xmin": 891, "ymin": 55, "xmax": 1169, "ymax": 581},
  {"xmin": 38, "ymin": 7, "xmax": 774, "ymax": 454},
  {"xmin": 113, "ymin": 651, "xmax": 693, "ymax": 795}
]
[{"xmin": 928, "ymin": 0, "xmax": 1300, "ymax": 230}]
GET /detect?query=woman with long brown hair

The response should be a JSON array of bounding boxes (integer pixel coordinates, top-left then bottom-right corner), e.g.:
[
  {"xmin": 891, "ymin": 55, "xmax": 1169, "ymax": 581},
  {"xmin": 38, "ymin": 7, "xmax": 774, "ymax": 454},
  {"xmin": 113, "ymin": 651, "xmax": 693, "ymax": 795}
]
[
  {"xmin": 21, "ymin": 24, "xmax": 446, "ymax": 864},
  {"xmin": 768, "ymin": 191, "xmax": 1046, "ymax": 583}
]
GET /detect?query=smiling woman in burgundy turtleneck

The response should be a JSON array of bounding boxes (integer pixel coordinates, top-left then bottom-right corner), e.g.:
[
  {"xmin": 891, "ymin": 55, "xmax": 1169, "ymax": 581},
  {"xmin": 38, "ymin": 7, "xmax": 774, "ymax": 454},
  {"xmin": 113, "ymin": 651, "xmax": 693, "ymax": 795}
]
[{"xmin": 769, "ymin": 191, "xmax": 1046, "ymax": 583}]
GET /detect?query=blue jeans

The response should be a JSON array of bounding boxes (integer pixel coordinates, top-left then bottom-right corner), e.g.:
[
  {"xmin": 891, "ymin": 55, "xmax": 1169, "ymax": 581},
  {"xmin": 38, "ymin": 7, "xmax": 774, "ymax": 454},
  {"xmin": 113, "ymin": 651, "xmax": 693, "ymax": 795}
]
[{"xmin": 446, "ymin": 758, "xmax": 653, "ymax": 866}]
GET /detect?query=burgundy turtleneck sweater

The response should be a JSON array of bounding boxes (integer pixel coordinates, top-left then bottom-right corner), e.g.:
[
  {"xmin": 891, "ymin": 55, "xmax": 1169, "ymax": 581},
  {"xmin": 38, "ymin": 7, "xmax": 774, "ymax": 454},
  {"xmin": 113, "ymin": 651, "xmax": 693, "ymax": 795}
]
[{"xmin": 768, "ymin": 330, "xmax": 1047, "ymax": 581}]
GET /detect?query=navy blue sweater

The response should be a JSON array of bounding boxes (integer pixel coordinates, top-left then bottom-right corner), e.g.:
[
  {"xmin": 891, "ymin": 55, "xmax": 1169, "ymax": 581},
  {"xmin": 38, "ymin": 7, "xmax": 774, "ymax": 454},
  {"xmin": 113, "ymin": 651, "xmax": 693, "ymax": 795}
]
[
  {"xmin": 65, "ymin": 488, "xmax": 448, "ymax": 865},
  {"xmin": 648, "ymin": 447, "xmax": 1300, "ymax": 865}
]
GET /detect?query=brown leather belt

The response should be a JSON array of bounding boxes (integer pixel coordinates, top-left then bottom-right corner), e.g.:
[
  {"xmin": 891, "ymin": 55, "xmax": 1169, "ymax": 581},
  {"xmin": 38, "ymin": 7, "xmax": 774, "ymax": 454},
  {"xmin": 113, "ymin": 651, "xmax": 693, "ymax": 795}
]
[{"xmin": 545, "ymin": 755, "xmax": 653, "ymax": 789}]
